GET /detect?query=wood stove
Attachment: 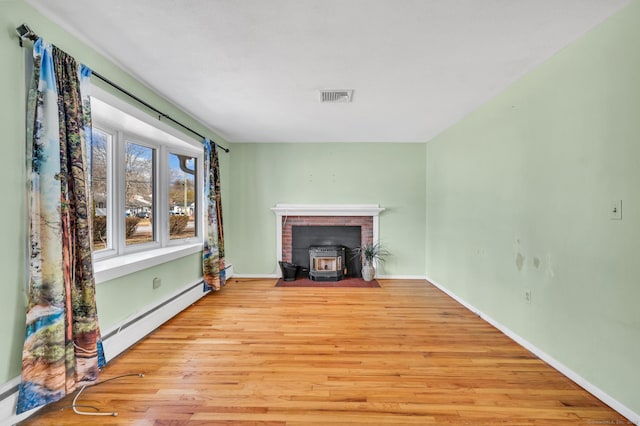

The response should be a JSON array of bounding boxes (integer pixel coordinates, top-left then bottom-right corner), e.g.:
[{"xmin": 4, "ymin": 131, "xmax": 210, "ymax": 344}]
[
  {"xmin": 309, "ymin": 246, "xmax": 346, "ymax": 281},
  {"xmin": 292, "ymin": 226, "xmax": 361, "ymax": 279}
]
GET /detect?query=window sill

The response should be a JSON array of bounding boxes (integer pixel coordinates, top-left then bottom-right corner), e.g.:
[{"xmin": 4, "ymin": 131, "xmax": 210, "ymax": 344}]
[{"xmin": 94, "ymin": 243, "xmax": 203, "ymax": 284}]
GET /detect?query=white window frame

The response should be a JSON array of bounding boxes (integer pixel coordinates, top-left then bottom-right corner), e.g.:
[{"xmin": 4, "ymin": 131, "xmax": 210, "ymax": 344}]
[
  {"xmin": 165, "ymin": 147, "xmax": 202, "ymax": 246},
  {"xmin": 90, "ymin": 86, "xmax": 204, "ymax": 283},
  {"xmin": 118, "ymin": 134, "xmax": 160, "ymax": 253},
  {"xmin": 89, "ymin": 124, "xmax": 117, "ymax": 259}
]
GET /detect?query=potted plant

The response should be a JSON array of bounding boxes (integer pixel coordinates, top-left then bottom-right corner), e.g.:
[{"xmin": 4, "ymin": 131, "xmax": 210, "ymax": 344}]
[{"xmin": 352, "ymin": 242, "xmax": 389, "ymax": 281}]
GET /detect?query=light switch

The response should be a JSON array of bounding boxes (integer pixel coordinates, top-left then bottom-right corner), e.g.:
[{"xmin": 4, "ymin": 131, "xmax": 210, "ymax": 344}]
[{"xmin": 610, "ymin": 200, "xmax": 622, "ymax": 220}]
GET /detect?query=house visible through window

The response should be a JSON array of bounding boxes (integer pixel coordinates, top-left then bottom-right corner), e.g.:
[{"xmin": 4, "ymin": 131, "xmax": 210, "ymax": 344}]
[
  {"xmin": 169, "ymin": 153, "xmax": 197, "ymax": 240},
  {"xmin": 88, "ymin": 92, "xmax": 203, "ymax": 262},
  {"xmin": 125, "ymin": 141, "xmax": 155, "ymax": 246}
]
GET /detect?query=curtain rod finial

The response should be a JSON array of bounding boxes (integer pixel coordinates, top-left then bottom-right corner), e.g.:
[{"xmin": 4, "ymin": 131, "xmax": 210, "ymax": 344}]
[{"xmin": 16, "ymin": 24, "xmax": 37, "ymax": 45}]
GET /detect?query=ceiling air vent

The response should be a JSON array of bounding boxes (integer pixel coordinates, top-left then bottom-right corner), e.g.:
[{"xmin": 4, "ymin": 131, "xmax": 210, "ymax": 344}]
[{"xmin": 319, "ymin": 89, "xmax": 353, "ymax": 103}]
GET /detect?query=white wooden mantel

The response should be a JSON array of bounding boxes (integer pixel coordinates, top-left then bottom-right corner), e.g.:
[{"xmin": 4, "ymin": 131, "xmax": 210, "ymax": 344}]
[{"xmin": 271, "ymin": 204, "xmax": 385, "ymax": 264}]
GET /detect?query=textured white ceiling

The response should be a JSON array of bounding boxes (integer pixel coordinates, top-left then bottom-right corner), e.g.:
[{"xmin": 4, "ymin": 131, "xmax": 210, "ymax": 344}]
[{"xmin": 27, "ymin": 0, "xmax": 630, "ymax": 143}]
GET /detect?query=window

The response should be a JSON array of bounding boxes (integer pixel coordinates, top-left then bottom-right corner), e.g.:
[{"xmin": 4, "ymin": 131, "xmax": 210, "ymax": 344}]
[
  {"xmin": 168, "ymin": 153, "xmax": 197, "ymax": 240},
  {"xmin": 88, "ymin": 90, "xmax": 203, "ymax": 268},
  {"xmin": 88, "ymin": 127, "xmax": 111, "ymax": 251},
  {"xmin": 124, "ymin": 141, "xmax": 155, "ymax": 246}
]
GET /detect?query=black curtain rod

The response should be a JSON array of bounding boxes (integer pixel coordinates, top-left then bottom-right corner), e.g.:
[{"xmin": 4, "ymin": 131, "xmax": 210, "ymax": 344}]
[
  {"xmin": 15, "ymin": 23, "xmax": 230, "ymax": 153},
  {"xmin": 90, "ymin": 70, "xmax": 229, "ymax": 152}
]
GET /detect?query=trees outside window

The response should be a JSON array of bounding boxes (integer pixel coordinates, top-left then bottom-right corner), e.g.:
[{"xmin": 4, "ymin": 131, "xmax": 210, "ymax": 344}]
[
  {"xmin": 125, "ymin": 141, "xmax": 154, "ymax": 246},
  {"xmin": 89, "ymin": 97, "xmax": 203, "ymax": 260},
  {"xmin": 168, "ymin": 153, "xmax": 196, "ymax": 240}
]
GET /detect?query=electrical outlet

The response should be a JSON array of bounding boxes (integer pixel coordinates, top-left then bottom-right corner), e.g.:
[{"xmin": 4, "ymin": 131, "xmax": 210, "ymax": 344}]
[
  {"xmin": 153, "ymin": 277, "xmax": 162, "ymax": 289},
  {"xmin": 524, "ymin": 289, "xmax": 532, "ymax": 304}
]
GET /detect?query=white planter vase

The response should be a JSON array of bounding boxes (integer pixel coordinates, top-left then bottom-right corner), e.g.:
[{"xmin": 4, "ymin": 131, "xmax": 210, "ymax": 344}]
[{"xmin": 361, "ymin": 263, "xmax": 375, "ymax": 281}]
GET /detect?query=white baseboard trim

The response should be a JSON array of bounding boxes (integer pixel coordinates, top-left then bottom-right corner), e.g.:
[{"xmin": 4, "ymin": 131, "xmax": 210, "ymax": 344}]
[
  {"xmin": 231, "ymin": 273, "xmax": 278, "ymax": 279},
  {"xmin": 0, "ymin": 377, "xmax": 35, "ymax": 426},
  {"xmin": 231, "ymin": 274, "xmax": 428, "ymax": 280},
  {"xmin": 425, "ymin": 275, "xmax": 639, "ymax": 425},
  {"xmin": 1, "ymin": 279, "xmax": 208, "ymax": 426},
  {"xmin": 101, "ymin": 279, "xmax": 207, "ymax": 361},
  {"xmin": 376, "ymin": 274, "xmax": 427, "ymax": 280}
]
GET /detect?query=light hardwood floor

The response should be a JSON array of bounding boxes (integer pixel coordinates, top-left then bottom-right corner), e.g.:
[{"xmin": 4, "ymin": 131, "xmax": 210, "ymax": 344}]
[{"xmin": 20, "ymin": 278, "xmax": 629, "ymax": 425}]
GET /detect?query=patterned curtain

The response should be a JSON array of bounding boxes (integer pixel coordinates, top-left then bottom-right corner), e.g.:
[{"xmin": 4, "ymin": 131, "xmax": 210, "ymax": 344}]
[
  {"xmin": 202, "ymin": 138, "xmax": 226, "ymax": 291},
  {"xmin": 17, "ymin": 39, "xmax": 105, "ymax": 414}
]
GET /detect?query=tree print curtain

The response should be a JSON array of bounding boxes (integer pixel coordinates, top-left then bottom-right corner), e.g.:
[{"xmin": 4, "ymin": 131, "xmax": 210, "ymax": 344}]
[
  {"xmin": 202, "ymin": 138, "xmax": 226, "ymax": 291},
  {"xmin": 17, "ymin": 39, "xmax": 105, "ymax": 414}
]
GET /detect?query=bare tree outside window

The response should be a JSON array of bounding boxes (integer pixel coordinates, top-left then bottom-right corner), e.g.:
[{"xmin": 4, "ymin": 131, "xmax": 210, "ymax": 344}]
[
  {"xmin": 125, "ymin": 142, "xmax": 154, "ymax": 245},
  {"xmin": 90, "ymin": 128, "xmax": 109, "ymax": 250},
  {"xmin": 89, "ymin": 97, "xmax": 203, "ymax": 259}
]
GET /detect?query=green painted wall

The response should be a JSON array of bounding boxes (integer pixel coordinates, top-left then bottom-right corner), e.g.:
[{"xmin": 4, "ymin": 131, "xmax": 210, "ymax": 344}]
[
  {"xmin": 425, "ymin": 1, "xmax": 640, "ymax": 416},
  {"xmin": 95, "ymin": 253, "xmax": 204, "ymax": 329},
  {"xmin": 226, "ymin": 143, "xmax": 426, "ymax": 276},
  {"xmin": 0, "ymin": 1, "xmax": 223, "ymax": 384}
]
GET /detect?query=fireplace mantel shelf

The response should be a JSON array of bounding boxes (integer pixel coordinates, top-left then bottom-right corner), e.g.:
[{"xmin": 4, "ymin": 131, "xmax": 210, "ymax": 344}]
[{"xmin": 271, "ymin": 204, "xmax": 385, "ymax": 217}]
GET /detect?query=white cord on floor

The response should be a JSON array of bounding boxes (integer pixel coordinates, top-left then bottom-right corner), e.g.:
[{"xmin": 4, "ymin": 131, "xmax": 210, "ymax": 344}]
[{"xmin": 70, "ymin": 373, "xmax": 144, "ymax": 417}]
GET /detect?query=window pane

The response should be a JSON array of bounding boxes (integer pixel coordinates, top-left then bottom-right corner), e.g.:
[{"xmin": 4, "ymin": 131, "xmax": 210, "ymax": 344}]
[
  {"xmin": 90, "ymin": 128, "xmax": 110, "ymax": 251},
  {"xmin": 169, "ymin": 153, "xmax": 196, "ymax": 240},
  {"xmin": 125, "ymin": 142, "xmax": 154, "ymax": 245}
]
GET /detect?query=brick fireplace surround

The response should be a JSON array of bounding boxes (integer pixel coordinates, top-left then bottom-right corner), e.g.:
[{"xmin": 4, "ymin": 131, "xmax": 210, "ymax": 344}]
[
  {"xmin": 281, "ymin": 216, "xmax": 373, "ymax": 263},
  {"xmin": 271, "ymin": 204, "xmax": 385, "ymax": 270}
]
